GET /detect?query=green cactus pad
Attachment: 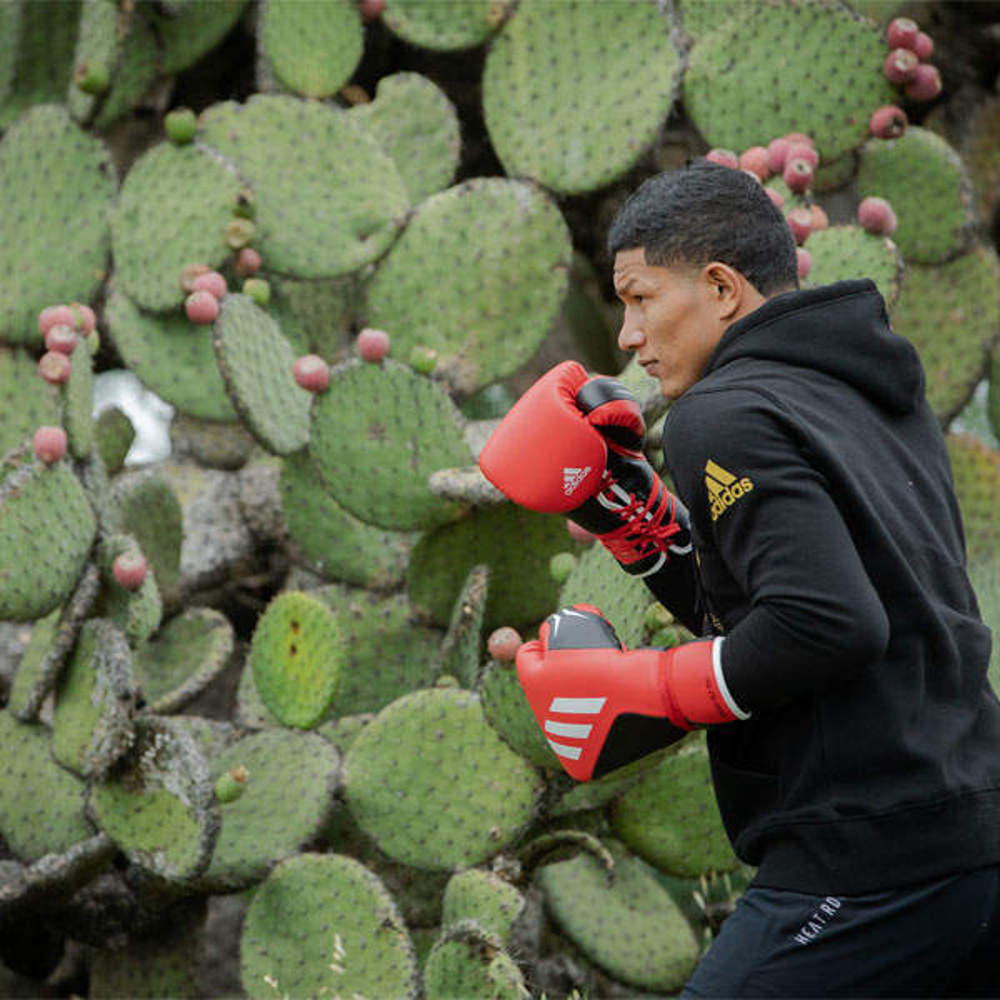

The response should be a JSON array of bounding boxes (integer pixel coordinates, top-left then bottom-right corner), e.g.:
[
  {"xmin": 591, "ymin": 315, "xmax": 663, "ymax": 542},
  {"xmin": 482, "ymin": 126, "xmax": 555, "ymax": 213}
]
[
  {"xmin": 235, "ymin": 656, "xmax": 281, "ymax": 730},
  {"xmin": 90, "ymin": 12, "xmax": 160, "ymax": 131},
  {"xmin": 0, "ymin": 103, "xmax": 114, "ymax": 345},
  {"xmin": 538, "ymin": 839, "xmax": 701, "ymax": 993},
  {"xmin": 199, "ymin": 728, "xmax": 340, "ymax": 891},
  {"xmin": 890, "ymin": 246, "xmax": 1000, "ymax": 424},
  {"xmin": 0, "ymin": 346, "xmax": 60, "ymax": 455},
  {"xmin": 95, "ymin": 406, "xmax": 136, "ymax": 474},
  {"xmin": 7, "ymin": 607, "xmax": 61, "ymax": 720},
  {"xmin": 101, "ymin": 535, "xmax": 163, "ymax": 649},
  {"xmin": 87, "ymin": 715, "xmax": 219, "ymax": 883},
  {"xmin": 813, "ymin": 151, "xmax": 858, "ymax": 193},
  {"xmin": 382, "ymin": 0, "xmax": 502, "ymax": 51},
  {"xmin": 135, "ymin": 607, "xmax": 234, "ymax": 714},
  {"xmin": 408, "ymin": 502, "xmax": 569, "ymax": 630},
  {"xmin": 550, "ymin": 745, "xmax": 674, "ymax": 818},
  {"xmin": 105, "ymin": 288, "xmax": 238, "ymax": 421},
  {"xmin": 946, "ymin": 434, "xmax": 1000, "ymax": 564},
  {"xmin": 0, "ymin": 449, "xmax": 97, "ymax": 622},
  {"xmin": 802, "ymin": 225, "xmax": 903, "ymax": 309},
  {"xmin": 240, "ymin": 852, "xmax": 419, "ymax": 1000},
  {"xmin": 67, "ymin": 0, "xmax": 121, "ymax": 122},
  {"xmin": 610, "ymin": 732, "xmax": 739, "ymax": 877},
  {"xmin": 351, "ymin": 72, "xmax": 461, "ymax": 204},
  {"xmin": 0, "ymin": 710, "xmax": 95, "ymax": 863},
  {"xmin": 423, "ymin": 921, "xmax": 530, "ymax": 1000},
  {"xmin": 557, "ymin": 541, "xmax": 652, "ymax": 649},
  {"xmin": 62, "ymin": 343, "xmax": 95, "ymax": 459},
  {"xmin": 249, "ymin": 590, "xmax": 346, "ymax": 728},
  {"xmin": 958, "ymin": 97, "xmax": 1000, "ymax": 233},
  {"xmin": 677, "ymin": 0, "xmax": 745, "ymax": 41},
  {"xmin": 213, "ymin": 292, "xmax": 311, "ymax": 456},
  {"xmin": 344, "ymin": 687, "xmax": 543, "ymax": 870},
  {"xmin": 684, "ymin": 1, "xmax": 895, "ymax": 164},
  {"xmin": 442, "ymin": 869, "xmax": 526, "ymax": 944},
  {"xmin": 260, "ymin": 0, "xmax": 362, "ymax": 99},
  {"xmin": 365, "ymin": 178, "xmax": 572, "ymax": 393},
  {"xmin": 266, "ymin": 273, "xmax": 356, "ymax": 361},
  {"xmin": 309, "ymin": 358, "xmax": 470, "ymax": 530},
  {"xmin": 480, "ymin": 658, "xmax": 561, "ymax": 770},
  {"xmin": 441, "ymin": 563, "xmax": 490, "ymax": 688},
  {"xmin": 857, "ymin": 128, "xmax": 976, "ymax": 265},
  {"xmin": 0, "ymin": 1, "xmax": 20, "ymax": 109},
  {"xmin": 153, "ymin": 0, "xmax": 250, "ymax": 75},
  {"xmin": 311, "ymin": 584, "xmax": 442, "ymax": 715},
  {"xmin": 280, "ymin": 449, "xmax": 414, "ymax": 590},
  {"xmin": 198, "ymin": 95, "xmax": 409, "ymax": 279},
  {"xmin": 483, "ymin": 0, "xmax": 679, "ymax": 196},
  {"xmin": 111, "ymin": 140, "xmax": 244, "ymax": 312}
]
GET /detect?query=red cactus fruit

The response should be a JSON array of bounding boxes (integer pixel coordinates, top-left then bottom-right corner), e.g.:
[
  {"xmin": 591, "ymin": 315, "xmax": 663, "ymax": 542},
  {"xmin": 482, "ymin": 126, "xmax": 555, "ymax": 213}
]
[
  {"xmin": 292, "ymin": 354, "xmax": 331, "ymax": 393},
  {"xmin": 783, "ymin": 132, "xmax": 816, "ymax": 149},
  {"xmin": 705, "ymin": 148, "xmax": 739, "ymax": 168},
  {"xmin": 191, "ymin": 270, "xmax": 227, "ymax": 300},
  {"xmin": 487, "ymin": 626, "xmax": 523, "ymax": 663},
  {"xmin": 883, "ymin": 48, "xmax": 920, "ymax": 85},
  {"xmin": 112, "ymin": 551, "xmax": 148, "ymax": 592},
  {"xmin": 869, "ymin": 104, "xmax": 908, "ymax": 139},
  {"xmin": 37, "ymin": 304, "xmax": 77, "ymax": 336},
  {"xmin": 67, "ymin": 302, "xmax": 97, "ymax": 334},
  {"xmin": 786, "ymin": 142, "xmax": 819, "ymax": 169},
  {"xmin": 911, "ymin": 31, "xmax": 934, "ymax": 60},
  {"xmin": 766, "ymin": 136, "xmax": 793, "ymax": 174},
  {"xmin": 359, "ymin": 0, "xmax": 385, "ymax": 21},
  {"xmin": 858, "ymin": 196, "xmax": 898, "ymax": 236},
  {"xmin": 180, "ymin": 263, "xmax": 212, "ymax": 293},
  {"xmin": 809, "ymin": 203, "xmax": 830, "ymax": 232},
  {"xmin": 33, "ymin": 426, "xmax": 68, "ymax": 464},
  {"xmin": 566, "ymin": 519, "xmax": 597, "ymax": 543},
  {"xmin": 783, "ymin": 157, "xmax": 814, "ymax": 194},
  {"xmin": 38, "ymin": 350, "xmax": 72, "ymax": 384},
  {"xmin": 739, "ymin": 146, "xmax": 770, "ymax": 180},
  {"xmin": 234, "ymin": 246, "xmax": 262, "ymax": 277},
  {"xmin": 886, "ymin": 16, "xmax": 920, "ymax": 51},
  {"xmin": 44, "ymin": 324, "xmax": 78, "ymax": 355},
  {"xmin": 786, "ymin": 207, "xmax": 814, "ymax": 246},
  {"xmin": 356, "ymin": 327, "xmax": 390, "ymax": 362},
  {"xmin": 904, "ymin": 64, "xmax": 942, "ymax": 103},
  {"xmin": 796, "ymin": 247, "xmax": 812, "ymax": 280},
  {"xmin": 764, "ymin": 186, "xmax": 785, "ymax": 210},
  {"xmin": 185, "ymin": 289, "xmax": 220, "ymax": 325}
]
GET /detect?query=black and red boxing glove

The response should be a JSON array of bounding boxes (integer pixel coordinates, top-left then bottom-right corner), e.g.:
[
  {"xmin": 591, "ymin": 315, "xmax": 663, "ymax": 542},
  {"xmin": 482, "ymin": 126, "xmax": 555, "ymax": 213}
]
[
  {"xmin": 516, "ymin": 605, "xmax": 750, "ymax": 782},
  {"xmin": 478, "ymin": 360, "xmax": 689, "ymax": 577}
]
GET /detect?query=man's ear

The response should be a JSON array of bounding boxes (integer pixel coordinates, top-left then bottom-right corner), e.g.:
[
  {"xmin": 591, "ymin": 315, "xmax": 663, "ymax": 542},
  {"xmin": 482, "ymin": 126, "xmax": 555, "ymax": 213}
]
[{"xmin": 702, "ymin": 261, "xmax": 744, "ymax": 320}]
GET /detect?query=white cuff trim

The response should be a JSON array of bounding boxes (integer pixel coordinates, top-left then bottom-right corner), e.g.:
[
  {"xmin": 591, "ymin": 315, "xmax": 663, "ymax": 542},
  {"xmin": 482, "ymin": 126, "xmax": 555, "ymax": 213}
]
[{"xmin": 712, "ymin": 637, "xmax": 751, "ymax": 720}]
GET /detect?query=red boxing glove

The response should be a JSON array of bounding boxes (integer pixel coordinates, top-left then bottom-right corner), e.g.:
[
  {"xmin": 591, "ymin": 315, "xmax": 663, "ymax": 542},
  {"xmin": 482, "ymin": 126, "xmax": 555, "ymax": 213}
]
[
  {"xmin": 516, "ymin": 605, "xmax": 749, "ymax": 782},
  {"xmin": 478, "ymin": 361, "xmax": 689, "ymax": 577}
]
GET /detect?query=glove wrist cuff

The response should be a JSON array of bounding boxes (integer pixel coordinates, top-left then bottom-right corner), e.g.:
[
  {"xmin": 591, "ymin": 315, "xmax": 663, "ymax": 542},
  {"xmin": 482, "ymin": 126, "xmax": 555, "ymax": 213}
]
[{"xmin": 661, "ymin": 638, "xmax": 750, "ymax": 727}]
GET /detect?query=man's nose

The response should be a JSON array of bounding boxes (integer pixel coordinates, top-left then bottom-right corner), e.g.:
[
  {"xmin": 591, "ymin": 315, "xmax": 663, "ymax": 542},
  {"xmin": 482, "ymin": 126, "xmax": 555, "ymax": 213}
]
[{"xmin": 617, "ymin": 309, "xmax": 644, "ymax": 352}]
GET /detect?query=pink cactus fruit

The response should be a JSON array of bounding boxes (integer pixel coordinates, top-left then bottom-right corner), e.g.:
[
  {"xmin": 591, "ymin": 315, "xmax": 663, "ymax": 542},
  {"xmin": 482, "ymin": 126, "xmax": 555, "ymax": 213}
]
[
  {"xmin": 190, "ymin": 270, "xmax": 227, "ymax": 300},
  {"xmin": 783, "ymin": 157, "xmax": 814, "ymax": 194},
  {"xmin": 112, "ymin": 551, "xmax": 148, "ymax": 591},
  {"xmin": 38, "ymin": 350, "xmax": 72, "ymax": 384},
  {"xmin": 765, "ymin": 186, "xmax": 785, "ymax": 210},
  {"xmin": 857, "ymin": 196, "xmax": 898, "ymax": 236},
  {"xmin": 786, "ymin": 142, "xmax": 819, "ymax": 169},
  {"xmin": 809, "ymin": 203, "xmax": 830, "ymax": 232},
  {"xmin": 33, "ymin": 426, "xmax": 68, "ymax": 464},
  {"xmin": 705, "ymin": 148, "xmax": 739, "ymax": 169},
  {"xmin": 359, "ymin": 0, "xmax": 385, "ymax": 22},
  {"xmin": 185, "ymin": 289, "xmax": 220, "ymax": 325},
  {"xmin": 869, "ymin": 104, "xmax": 908, "ymax": 139},
  {"xmin": 766, "ymin": 137, "xmax": 793, "ymax": 174},
  {"xmin": 44, "ymin": 324, "xmax": 78, "ymax": 355},
  {"xmin": 796, "ymin": 247, "xmax": 812, "ymax": 280},
  {"xmin": 234, "ymin": 246, "xmax": 262, "ymax": 277},
  {"xmin": 739, "ymin": 146, "xmax": 771, "ymax": 181},
  {"xmin": 356, "ymin": 327, "xmax": 391, "ymax": 362},
  {"xmin": 904, "ymin": 64, "xmax": 942, "ymax": 103},
  {"xmin": 786, "ymin": 207, "xmax": 814, "ymax": 246},
  {"xmin": 68, "ymin": 302, "xmax": 97, "ymax": 334},
  {"xmin": 487, "ymin": 626, "xmax": 523, "ymax": 663},
  {"xmin": 883, "ymin": 48, "xmax": 920, "ymax": 85},
  {"xmin": 886, "ymin": 16, "xmax": 920, "ymax": 51},
  {"xmin": 37, "ymin": 304, "xmax": 78, "ymax": 336},
  {"xmin": 911, "ymin": 31, "xmax": 934, "ymax": 61},
  {"xmin": 292, "ymin": 354, "xmax": 331, "ymax": 393},
  {"xmin": 179, "ymin": 263, "xmax": 212, "ymax": 293}
]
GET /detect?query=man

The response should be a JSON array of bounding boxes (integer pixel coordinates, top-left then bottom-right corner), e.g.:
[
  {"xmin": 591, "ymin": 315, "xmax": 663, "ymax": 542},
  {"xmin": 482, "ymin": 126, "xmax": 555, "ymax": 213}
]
[{"xmin": 479, "ymin": 160, "xmax": 1000, "ymax": 995}]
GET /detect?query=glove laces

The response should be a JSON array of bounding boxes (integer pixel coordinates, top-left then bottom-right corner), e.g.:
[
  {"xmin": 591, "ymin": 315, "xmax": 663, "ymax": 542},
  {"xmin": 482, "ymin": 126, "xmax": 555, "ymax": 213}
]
[{"xmin": 595, "ymin": 472, "xmax": 683, "ymax": 565}]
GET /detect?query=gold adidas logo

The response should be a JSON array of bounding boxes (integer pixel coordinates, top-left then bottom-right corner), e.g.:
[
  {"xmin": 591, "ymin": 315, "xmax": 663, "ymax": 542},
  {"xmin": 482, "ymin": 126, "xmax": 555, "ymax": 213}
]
[{"xmin": 705, "ymin": 460, "xmax": 754, "ymax": 521}]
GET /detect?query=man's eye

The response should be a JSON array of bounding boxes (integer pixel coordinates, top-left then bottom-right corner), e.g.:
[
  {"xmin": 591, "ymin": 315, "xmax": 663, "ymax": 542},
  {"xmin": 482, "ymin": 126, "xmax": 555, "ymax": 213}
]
[{"xmin": 634, "ymin": 295, "xmax": 644, "ymax": 304}]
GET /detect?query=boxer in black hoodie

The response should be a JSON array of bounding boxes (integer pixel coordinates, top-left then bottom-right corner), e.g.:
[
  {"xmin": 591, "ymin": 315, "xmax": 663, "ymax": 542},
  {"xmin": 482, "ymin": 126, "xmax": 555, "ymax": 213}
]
[{"xmin": 479, "ymin": 161, "xmax": 1000, "ymax": 996}]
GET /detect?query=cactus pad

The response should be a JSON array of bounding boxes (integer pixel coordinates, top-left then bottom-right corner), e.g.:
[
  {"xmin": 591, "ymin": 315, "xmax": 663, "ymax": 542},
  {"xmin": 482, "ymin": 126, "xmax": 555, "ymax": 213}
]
[
  {"xmin": 0, "ymin": 448, "xmax": 97, "ymax": 622},
  {"xmin": 802, "ymin": 226, "xmax": 903, "ymax": 309},
  {"xmin": 101, "ymin": 535, "xmax": 163, "ymax": 649},
  {"xmin": 249, "ymin": 590, "xmax": 346, "ymax": 728},
  {"xmin": 111, "ymin": 141, "xmax": 244, "ymax": 312},
  {"xmin": 259, "ymin": 0, "xmax": 362, "ymax": 99},
  {"xmin": 239, "ymin": 852, "xmax": 418, "ymax": 1000},
  {"xmin": 87, "ymin": 715, "xmax": 219, "ymax": 882},
  {"xmin": 857, "ymin": 128, "xmax": 976, "ymax": 265},
  {"xmin": 153, "ymin": 0, "xmax": 249, "ymax": 75},
  {"xmin": 423, "ymin": 921, "xmax": 530, "ymax": 1000},
  {"xmin": 441, "ymin": 563, "xmax": 490, "ymax": 688},
  {"xmin": 200, "ymin": 728, "xmax": 340, "ymax": 891},
  {"xmin": 351, "ymin": 72, "xmax": 461, "ymax": 204},
  {"xmin": 0, "ymin": 346, "xmax": 60, "ymax": 455},
  {"xmin": 135, "ymin": 608, "xmax": 234, "ymax": 714},
  {"xmin": 483, "ymin": 0, "xmax": 679, "ymax": 195},
  {"xmin": 364, "ymin": 178, "xmax": 572, "ymax": 393},
  {"xmin": 946, "ymin": 434, "xmax": 1000, "ymax": 563},
  {"xmin": 382, "ymin": 0, "xmax": 502, "ymax": 51},
  {"xmin": 610, "ymin": 732, "xmax": 739, "ymax": 877},
  {"xmin": 213, "ymin": 292, "xmax": 311, "ymax": 455},
  {"xmin": 0, "ymin": 710, "xmax": 95, "ymax": 863},
  {"xmin": 538, "ymin": 840, "xmax": 700, "ymax": 993},
  {"xmin": 62, "ymin": 345, "xmax": 95, "ymax": 460},
  {"xmin": 309, "ymin": 358, "xmax": 470, "ymax": 530},
  {"xmin": 343, "ymin": 687, "xmax": 543, "ymax": 870},
  {"xmin": 198, "ymin": 95, "xmax": 409, "ymax": 279},
  {"xmin": 266, "ymin": 273, "xmax": 356, "ymax": 360},
  {"xmin": 480, "ymin": 658, "xmax": 561, "ymax": 770},
  {"xmin": 684, "ymin": 1, "xmax": 894, "ymax": 163},
  {"xmin": 442, "ymin": 869, "xmax": 526, "ymax": 944},
  {"xmin": 890, "ymin": 246, "xmax": 1000, "ymax": 424},
  {"xmin": 0, "ymin": 103, "xmax": 114, "ymax": 345},
  {"xmin": 279, "ymin": 449, "xmax": 414, "ymax": 590}
]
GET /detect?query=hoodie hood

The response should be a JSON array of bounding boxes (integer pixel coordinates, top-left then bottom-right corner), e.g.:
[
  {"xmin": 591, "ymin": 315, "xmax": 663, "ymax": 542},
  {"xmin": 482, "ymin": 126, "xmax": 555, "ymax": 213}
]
[{"xmin": 703, "ymin": 279, "xmax": 924, "ymax": 415}]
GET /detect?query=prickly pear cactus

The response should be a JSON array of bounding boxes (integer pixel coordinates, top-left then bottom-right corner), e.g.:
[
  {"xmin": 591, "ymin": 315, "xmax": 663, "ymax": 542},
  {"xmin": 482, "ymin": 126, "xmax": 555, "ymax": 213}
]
[
  {"xmin": 440, "ymin": 563, "xmax": 490, "ymax": 689},
  {"xmin": 0, "ymin": 346, "xmax": 60, "ymax": 455},
  {"xmin": 381, "ymin": 0, "xmax": 503, "ymax": 51},
  {"xmin": 423, "ymin": 920, "xmax": 530, "ymax": 1000},
  {"xmin": 946, "ymin": 434, "xmax": 1000, "ymax": 563},
  {"xmin": 803, "ymin": 226, "xmax": 903, "ymax": 309},
  {"xmin": 441, "ymin": 868, "xmax": 526, "ymax": 944}
]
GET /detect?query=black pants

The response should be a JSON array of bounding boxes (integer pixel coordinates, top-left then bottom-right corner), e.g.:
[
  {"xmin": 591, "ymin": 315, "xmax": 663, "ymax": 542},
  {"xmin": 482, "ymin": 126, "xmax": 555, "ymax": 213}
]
[{"xmin": 682, "ymin": 864, "xmax": 1000, "ymax": 998}]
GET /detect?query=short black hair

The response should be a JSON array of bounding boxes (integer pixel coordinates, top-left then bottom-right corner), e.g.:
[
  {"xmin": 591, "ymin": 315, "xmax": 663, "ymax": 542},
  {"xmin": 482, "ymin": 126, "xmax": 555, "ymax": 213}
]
[{"xmin": 607, "ymin": 160, "xmax": 799, "ymax": 296}]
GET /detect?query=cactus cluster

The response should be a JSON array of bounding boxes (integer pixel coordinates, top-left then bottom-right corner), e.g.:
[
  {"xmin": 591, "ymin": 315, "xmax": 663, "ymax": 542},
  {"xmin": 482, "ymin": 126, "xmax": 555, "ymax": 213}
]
[{"xmin": 1, "ymin": 0, "xmax": 998, "ymax": 995}]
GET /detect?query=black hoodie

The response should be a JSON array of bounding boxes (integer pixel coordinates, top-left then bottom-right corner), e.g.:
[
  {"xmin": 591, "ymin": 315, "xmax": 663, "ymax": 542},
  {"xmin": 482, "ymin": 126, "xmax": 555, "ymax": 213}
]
[{"xmin": 660, "ymin": 279, "xmax": 1000, "ymax": 894}]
